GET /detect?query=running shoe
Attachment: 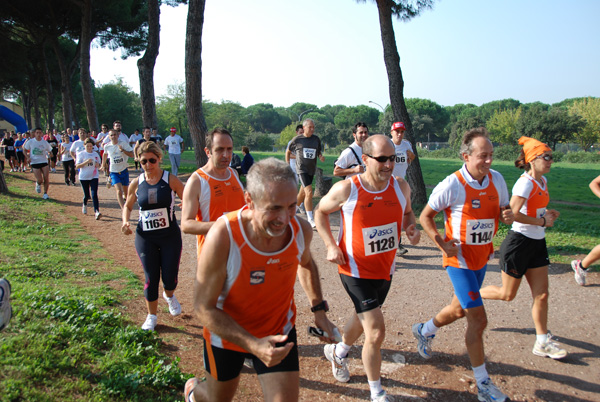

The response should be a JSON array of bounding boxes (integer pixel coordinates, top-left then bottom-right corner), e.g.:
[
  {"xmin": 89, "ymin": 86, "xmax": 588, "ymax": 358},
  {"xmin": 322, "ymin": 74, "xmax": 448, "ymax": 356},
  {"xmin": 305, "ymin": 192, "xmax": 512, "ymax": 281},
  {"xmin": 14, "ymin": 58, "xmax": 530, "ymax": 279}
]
[
  {"xmin": 106, "ymin": 180, "xmax": 112, "ymax": 189},
  {"xmin": 141, "ymin": 314, "xmax": 157, "ymax": 331},
  {"xmin": 298, "ymin": 204, "xmax": 305, "ymax": 214},
  {"xmin": 163, "ymin": 291, "xmax": 182, "ymax": 316},
  {"xmin": 0, "ymin": 278, "xmax": 12, "ymax": 331},
  {"xmin": 65, "ymin": 181, "xmax": 70, "ymax": 186},
  {"xmin": 308, "ymin": 218, "xmax": 316, "ymax": 229},
  {"xmin": 397, "ymin": 244, "xmax": 408, "ymax": 256},
  {"xmin": 532, "ymin": 332, "xmax": 567, "ymax": 360},
  {"xmin": 477, "ymin": 378, "xmax": 508, "ymax": 402},
  {"xmin": 371, "ymin": 390, "xmax": 393, "ymax": 402},
  {"xmin": 412, "ymin": 322, "xmax": 434, "ymax": 359},
  {"xmin": 184, "ymin": 377, "xmax": 198, "ymax": 402},
  {"xmin": 571, "ymin": 260, "xmax": 587, "ymax": 286},
  {"xmin": 35, "ymin": 183, "xmax": 41, "ymax": 193},
  {"xmin": 323, "ymin": 344, "xmax": 350, "ymax": 382},
  {"xmin": 95, "ymin": 211, "xmax": 101, "ymax": 220},
  {"xmin": 42, "ymin": 193, "xmax": 49, "ymax": 200},
  {"xmin": 82, "ymin": 204, "xmax": 87, "ymax": 214}
]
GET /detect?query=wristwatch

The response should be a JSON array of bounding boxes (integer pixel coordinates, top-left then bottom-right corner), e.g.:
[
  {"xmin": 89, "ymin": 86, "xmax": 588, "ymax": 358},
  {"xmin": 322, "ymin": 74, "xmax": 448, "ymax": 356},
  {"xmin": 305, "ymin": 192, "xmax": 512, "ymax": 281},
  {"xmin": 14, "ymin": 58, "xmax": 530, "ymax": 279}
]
[{"xmin": 310, "ymin": 300, "xmax": 329, "ymax": 313}]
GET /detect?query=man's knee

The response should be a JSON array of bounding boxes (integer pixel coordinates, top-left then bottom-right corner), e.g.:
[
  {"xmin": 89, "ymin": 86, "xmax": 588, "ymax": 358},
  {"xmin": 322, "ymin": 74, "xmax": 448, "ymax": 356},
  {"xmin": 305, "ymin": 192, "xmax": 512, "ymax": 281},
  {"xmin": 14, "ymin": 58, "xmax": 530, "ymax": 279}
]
[{"xmin": 465, "ymin": 307, "xmax": 487, "ymax": 333}]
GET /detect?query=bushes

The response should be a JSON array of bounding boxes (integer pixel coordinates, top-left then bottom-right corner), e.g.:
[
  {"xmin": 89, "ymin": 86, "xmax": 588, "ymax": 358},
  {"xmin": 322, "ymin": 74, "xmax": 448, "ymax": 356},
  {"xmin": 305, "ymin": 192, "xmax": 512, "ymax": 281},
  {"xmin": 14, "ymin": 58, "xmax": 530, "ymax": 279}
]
[{"xmin": 560, "ymin": 151, "xmax": 600, "ymax": 164}]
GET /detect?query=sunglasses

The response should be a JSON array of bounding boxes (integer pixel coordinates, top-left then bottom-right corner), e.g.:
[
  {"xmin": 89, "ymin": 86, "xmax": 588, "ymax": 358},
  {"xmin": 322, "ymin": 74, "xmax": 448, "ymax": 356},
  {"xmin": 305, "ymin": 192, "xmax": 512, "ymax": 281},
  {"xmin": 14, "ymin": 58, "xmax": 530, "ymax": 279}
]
[
  {"xmin": 536, "ymin": 154, "xmax": 553, "ymax": 161},
  {"xmin": 365, "ymin": 154, "xmax": 396, "ymax": 163},
  {"xmin": 140, "ymin": 158, "xmax": 158, "ymax": 165}
]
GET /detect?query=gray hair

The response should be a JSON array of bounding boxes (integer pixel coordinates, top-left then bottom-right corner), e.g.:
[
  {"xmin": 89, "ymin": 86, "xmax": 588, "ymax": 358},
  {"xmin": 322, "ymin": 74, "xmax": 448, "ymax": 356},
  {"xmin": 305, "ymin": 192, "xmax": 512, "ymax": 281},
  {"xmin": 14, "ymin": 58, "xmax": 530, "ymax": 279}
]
[
  {"xmin": 302, "ymin": 118, "xmax": 315, "ymax": 127},
  {"xmin": 460, "ymin": 127, "xmax": 491, "ymax": 160},
  {"xmin": 246, "ymin": 158, "xmax": 297, "ymax": 201}
]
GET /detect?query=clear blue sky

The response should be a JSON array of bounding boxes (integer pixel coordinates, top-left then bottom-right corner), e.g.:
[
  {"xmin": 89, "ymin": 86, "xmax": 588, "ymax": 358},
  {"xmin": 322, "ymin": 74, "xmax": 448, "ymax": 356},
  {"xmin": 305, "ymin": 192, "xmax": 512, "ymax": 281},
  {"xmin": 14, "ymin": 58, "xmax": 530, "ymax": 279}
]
[{"xmin": 90, "ymin": 0, "xmax": 600, "ymax": 109}]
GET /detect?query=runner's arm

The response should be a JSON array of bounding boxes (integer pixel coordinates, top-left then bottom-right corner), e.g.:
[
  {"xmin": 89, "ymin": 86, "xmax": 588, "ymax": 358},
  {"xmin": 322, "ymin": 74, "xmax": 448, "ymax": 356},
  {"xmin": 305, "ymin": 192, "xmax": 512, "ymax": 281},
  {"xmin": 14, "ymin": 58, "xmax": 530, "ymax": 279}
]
[
  {"xmin": 314, "ymin": 180, "xmax": 351, "ymax": 265},
  {"xmin": 180, "ymin": 173, "xmax": 217, "ymax": 235},
  {"xmin": 590, "ymin": 175, "xmax": 600, "ymax": 199},
  {"xmin": 509, "ymin": 195, "xmax": 555, "ymax": 227},
  {"xmin": 121, "ymin": 180, "xmax": 139, "ymax": 235},
  {"xmin": 169, "ymin": 174, "xmax": 185, "ymax": 201},
  {"xmin": 397, "ymin": 178, "xmax": 420, "ymax": 245},
  {"xmin": 420, "ymin": 204, "xmax": 459, "ymax": 258},
  {"xmin": 285, "ymin": 149, "xmax": 292, "ymax": 164}
]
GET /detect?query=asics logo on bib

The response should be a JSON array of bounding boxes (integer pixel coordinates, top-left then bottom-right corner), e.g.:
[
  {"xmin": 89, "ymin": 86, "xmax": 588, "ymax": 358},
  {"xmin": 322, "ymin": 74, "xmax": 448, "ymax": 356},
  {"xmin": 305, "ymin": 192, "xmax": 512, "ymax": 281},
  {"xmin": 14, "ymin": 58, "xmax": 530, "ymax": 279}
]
[
  {"xmin": 143, "ymin": 210, "xmax": 164, "ymax": 218},
  {"xmin": 471, "ymin": 221, "xmax": 494, "ymax": 230},
  {"xmin": 368, "ymin": 227, "xmax": 395, "ymax": 239}
]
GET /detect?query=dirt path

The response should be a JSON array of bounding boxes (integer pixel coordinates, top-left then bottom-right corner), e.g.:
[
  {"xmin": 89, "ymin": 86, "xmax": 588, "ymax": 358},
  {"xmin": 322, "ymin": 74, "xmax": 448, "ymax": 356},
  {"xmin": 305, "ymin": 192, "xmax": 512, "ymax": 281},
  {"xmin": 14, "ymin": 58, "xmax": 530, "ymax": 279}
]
[{"xmin": 7, "ymin": 166, "xmax": 600, "ymax": 401}]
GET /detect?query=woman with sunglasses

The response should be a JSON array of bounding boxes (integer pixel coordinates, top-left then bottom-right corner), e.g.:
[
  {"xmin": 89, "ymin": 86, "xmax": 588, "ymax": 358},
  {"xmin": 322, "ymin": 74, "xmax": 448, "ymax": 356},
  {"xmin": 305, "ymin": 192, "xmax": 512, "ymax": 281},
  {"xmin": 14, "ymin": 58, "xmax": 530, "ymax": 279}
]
[
  {"xmin": 121, "ymin": 141, "xmax": 185, "ymax": 331},
  {"xmin": 480, "ymin": 136, "xmax": 566, "ymax": 359}
]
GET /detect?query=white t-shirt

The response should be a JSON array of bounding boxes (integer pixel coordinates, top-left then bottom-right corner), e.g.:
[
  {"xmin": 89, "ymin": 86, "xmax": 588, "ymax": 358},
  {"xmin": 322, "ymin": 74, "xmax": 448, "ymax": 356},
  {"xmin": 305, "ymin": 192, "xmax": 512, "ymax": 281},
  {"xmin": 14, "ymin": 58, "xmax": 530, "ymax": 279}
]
[
  {"xmin": 23, "ymin": 138, "xmax": 52, "ymax": 164},
  {"xmin": 334, "ymin": 142, "xmax": 363, "ymax": 179},
  {"xmin": 392, "ymin": 140, "xmax": 414, "ymax": 179},
  {"xmin": 70, "ymin": 140, "xmax": 98, "ymax": 156},
  {"xmin": 96, "ymin": 132, "xmax": 108, "ymax": 147},
  {"xmin": 104, "ymin": 141, "xmax": 133, "ymax": 173},
  {"xmin": 511, "ymin": 173, "xmax": 548, "ymax": 240},
  {"xmin": 102, "ymin": 133, "xmax": 129, "ymax": 145},
  {"xmin": 76, "ymin": 151, "xmax": 101, "ymax": 180},
  {"xmin": 164, "ymin": 134, "xmax": 184, "ymax": 154},
  {"xmin": 60, "ymin": 142, "xmax": 73, "ymax": 161},
  {"xmin": 129, "ymin": 133, "xmax": 142, "ymax": 145}
]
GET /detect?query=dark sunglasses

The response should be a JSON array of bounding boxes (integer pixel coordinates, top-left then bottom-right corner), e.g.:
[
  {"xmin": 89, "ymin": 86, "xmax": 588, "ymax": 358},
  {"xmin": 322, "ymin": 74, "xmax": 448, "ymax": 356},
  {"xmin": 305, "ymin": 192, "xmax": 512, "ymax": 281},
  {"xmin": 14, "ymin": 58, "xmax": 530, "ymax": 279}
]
[
  {"xmin": 365, "ymin": 154, "xmax": 396, "ymax": 163},
  {"xmin": 536, "ymin": 154, "xmax": 553, "ymax": 161},
  {"xmin": 140, "ymin": 158, "xmax": 158, "ymax": 165}
]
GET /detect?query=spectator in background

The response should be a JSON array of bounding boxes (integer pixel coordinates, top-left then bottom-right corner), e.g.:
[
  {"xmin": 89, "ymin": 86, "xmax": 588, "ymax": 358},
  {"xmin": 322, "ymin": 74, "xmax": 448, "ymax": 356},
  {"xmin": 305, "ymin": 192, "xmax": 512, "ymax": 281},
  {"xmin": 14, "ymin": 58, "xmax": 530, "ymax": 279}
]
[
  {"xmin": 151, "ymin": 128, "xmax": 163, "ymax": 149},
  {"xmin": 164, "ymin": 127, "xmax": 184, "ymax": 176},
  {"xmin": 241, "ymin": 146, "xmax": 254, "ymax": 175},
  {"xmin": 333, "ymin": 122, "xmax": 369, "ymax": 179},
  {"xmin": 229, "ymin": 152, "xmax": 242, "ymax": 176}
]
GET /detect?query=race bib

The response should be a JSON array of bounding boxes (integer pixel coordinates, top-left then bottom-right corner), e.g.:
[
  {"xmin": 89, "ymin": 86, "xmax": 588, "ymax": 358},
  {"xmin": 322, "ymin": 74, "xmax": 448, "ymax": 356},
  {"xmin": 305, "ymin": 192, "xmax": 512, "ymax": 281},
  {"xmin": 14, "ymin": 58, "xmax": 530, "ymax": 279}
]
[
  {"xmin": 395, "ymin": 152, "xmax": 406, "ymax": 164},
  {"xmin": 466, "ymin": 219, "xmax": 495, "ymax": 245},
  {"xmin": 140, "ymin": 208, "xmax": 170, "ymax": 231},
  {"xmin": 113, "ymin": 157, "xmax": 124, "ymax": 164},
  {"xmin": 362, "ymin": 223, "xmax": 398, "ymax": 256},
  {"xmin": 303, "ymin": 147, "xmax": 317, "ymax": 159},
  {"xmin": 536, "ymin": 207, "xmax": 546, "ymax": 219}
]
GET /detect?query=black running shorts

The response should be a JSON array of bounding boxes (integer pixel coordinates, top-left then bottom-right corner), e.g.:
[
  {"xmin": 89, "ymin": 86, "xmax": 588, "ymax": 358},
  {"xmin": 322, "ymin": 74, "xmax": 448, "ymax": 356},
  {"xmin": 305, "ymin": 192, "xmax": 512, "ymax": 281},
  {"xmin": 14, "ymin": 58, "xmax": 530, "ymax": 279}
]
[
  {"xmin": 499, "ymin": 230, "xmax": 549, "ymax": 279},
  {"xmin": 339, "ymin": 274, "xmax": 392, "ymax": 314}
]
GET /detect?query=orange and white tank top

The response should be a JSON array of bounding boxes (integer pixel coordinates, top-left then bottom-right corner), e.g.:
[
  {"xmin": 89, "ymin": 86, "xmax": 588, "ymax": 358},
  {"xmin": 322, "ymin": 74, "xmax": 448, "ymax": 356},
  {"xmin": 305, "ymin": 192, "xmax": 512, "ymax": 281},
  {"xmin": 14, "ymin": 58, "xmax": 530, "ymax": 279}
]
[
  {"xmin": 443, "ymin": 171, "xmax": 499, "ymax": 270},
  {"xmin": 194, "ymin": 167, "xmax": 245, "ymax": 254},
  {"xmin": 203, "ymin": 206, "xmax": 304, "ymax": 353},
  {"xmin": 511, "ymin": 173, "xmax": 549, "ymax": 240},
  {"xmin": 337, "ymin": 175, "xmax": 406, "ymax": 280}
]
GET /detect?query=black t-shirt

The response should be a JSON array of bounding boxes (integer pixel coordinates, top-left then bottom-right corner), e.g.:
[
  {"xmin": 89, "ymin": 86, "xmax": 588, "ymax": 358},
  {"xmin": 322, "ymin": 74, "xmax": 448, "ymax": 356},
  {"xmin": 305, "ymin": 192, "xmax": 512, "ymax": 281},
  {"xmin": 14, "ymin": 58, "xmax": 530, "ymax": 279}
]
[{"xmin": 288, "ymin": 135, "xmax": 322, "ymax": 175}]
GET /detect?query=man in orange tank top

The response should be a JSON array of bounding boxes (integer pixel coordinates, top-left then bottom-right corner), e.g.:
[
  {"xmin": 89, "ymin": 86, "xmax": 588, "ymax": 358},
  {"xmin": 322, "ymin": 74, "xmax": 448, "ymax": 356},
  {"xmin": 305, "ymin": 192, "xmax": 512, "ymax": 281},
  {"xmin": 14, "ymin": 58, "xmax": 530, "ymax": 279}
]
[
  {"xmin": 315, "ymin": 135, "xmax": 420, "ymax": 402},
  {"xmin": 181, "ymin": 128, "xmax": 245, "ymax": 254},
  {"xmin": 184, "ymin": 158, "xmax": 337, "ymax": 402},
  {"xmin": 417, "ymin": 128, "xmax": 514, "ymax": 402}
]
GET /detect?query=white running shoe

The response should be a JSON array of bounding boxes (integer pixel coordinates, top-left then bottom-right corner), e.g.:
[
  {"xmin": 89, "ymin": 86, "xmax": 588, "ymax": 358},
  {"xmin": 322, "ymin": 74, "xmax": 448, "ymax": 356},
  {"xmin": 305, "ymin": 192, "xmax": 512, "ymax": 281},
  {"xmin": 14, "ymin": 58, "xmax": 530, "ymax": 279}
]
[
  {"xmin": 308, "ymin": 218, "xmax": 316, "ymax": 229},
  {"xmin": 35, "ymin": 183, "xmax": 41, "ymax": 193},
  {"xmin": 371, "ymin": 391, "xmax": 393, "ymax": 402},
  {"xmin": 95, "ymin": 211, "xmax": 101, "ymax": 220},
  {"xmin": 82, "ymin": 204, "xmax": 87, "ymax": 214},
  {"xmin": 412, "ymin": 322, "xmax": 434, "ymax": 359},
  {"xmin": 324, "ymin": 344, "xmax": 350, "ymax": 382},
  {"xmin": 163, "ymin": 292, "xmax": 182, "ymax": 316},
  {"xmin": 0, "ymin": 278, "xmax": 12, "ymax": 331},
  {"xmin": 477, "ymin": 378, "xmax": 508, "ymax": 402},
  {"xmin": 42, "ymin": 193, "xmax": 49, "ymax": 200},
  {"xmin": 141, "ymin": 314, "xmax": 157, "ymax": 331},
  {"xmin": 532, "ymin": 332, "xmax": 567, "ymax": 360},
  {"xmin": 571, "ymin": 260, "xmax": 587, "ymax": 286}
]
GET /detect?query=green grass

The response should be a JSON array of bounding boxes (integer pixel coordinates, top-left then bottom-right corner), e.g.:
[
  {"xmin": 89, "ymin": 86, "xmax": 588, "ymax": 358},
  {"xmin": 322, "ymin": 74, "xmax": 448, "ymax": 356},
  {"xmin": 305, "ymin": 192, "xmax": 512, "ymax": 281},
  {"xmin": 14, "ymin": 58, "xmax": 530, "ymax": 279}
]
[{"xmin": 0, "ymin": 177, "xmax": 190, "ymax": 402}]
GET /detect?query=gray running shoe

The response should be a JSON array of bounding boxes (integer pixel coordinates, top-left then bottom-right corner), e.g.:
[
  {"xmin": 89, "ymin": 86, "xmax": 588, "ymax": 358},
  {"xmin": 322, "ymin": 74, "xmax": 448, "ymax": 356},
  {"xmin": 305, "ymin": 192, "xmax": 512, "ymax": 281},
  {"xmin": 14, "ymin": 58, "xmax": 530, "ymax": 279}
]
[
  {"xmin": 82, "ymin": 204, "xmax": 87, "ymax": 214},
  {"xmin": 532, "ymin": 332, "xmax": 567, "ymax": 360},
  {"xmin": 397, "ymin": 244, "xmax": 408, "ymax": 256},
  {"xmin": 324, "ymin": 344, "xmax": 350, "ymax": 382},
  {"xmin": 0, "ymin": 278, "xmax": 13, "ymax": 331},
  {"xmin": 371, "ymin": 390, "xmax": 393, "ymax": 401},
  {"xmin": 35, "ymin": 183, "xmax": 41, "ymax": 193},
  {"xmin": 571, "ymin": 260, "xmax": 587, "ymax": 286},
  {"xmin": 477, "ymin": 378, "xmax": 508, "ymax": 402},
  {"xmin": 412, "ymin": 322, "xmax": 434, "ymax": 359}
]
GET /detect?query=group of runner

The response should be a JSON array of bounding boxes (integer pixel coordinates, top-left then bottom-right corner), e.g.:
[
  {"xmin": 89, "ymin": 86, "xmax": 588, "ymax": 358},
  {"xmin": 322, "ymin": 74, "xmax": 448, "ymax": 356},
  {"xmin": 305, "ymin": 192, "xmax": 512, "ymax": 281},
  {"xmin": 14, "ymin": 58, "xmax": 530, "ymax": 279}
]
[{"xmin": 3, "ymin": 118, "xmax": 598, "ymax": 402}]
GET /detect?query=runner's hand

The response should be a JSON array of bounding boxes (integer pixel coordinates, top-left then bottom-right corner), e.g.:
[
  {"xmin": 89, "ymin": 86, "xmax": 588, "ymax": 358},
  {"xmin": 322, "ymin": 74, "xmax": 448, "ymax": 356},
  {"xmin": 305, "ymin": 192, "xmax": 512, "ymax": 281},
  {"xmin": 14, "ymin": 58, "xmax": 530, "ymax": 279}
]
[
  {"xmin": 405, "ymin": 223, "xmax": 421, "ymax": 245},
  {"xmin": 500, "ymin": 206, "xmax": 514, "ymax": 225},
  {"xmin": 121, "ymin": 222, "xmax": 133, "ymax": 235},
  {"xmin": 440, "ymin": 239, "xmax": 460, "ymax": 258},
  {"xmin": 313, "ymin": 312, "xmax": 339, "ymax": 344},
  {"xmin": 253, "ymin": 335, "xmax": 294, "ymax": 368},
  {"xmin": 544, "ymin": 209, "xmax": 560, "ymax": 227},
  {"xmin": 326, "ymin": 245, "xmax": 346, "ymax": 265}
]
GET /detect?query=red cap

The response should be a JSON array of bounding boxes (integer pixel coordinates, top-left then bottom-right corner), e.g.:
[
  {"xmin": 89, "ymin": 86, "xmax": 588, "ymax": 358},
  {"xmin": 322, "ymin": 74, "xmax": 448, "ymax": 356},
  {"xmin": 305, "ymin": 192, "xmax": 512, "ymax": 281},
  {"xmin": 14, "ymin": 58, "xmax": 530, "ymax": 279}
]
[
  {"xmin": 391, "ymin": 122, "xmax": 406, "ymax": 131},
  {"xmin": 170, "ymin": 127, "xmax": 177, "ymax": 133}
]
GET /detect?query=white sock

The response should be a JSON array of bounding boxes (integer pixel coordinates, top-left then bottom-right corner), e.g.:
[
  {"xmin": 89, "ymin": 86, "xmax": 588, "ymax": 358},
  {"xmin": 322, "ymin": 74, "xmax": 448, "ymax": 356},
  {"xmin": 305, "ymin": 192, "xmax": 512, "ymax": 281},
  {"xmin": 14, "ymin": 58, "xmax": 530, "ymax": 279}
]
[
  {"xmin": 368, "ymin": 378, "xmax": 383, "ymax": 398},
  {"xmin": 472, "ymin": 363, "xmax": 489, "ymax": 385},
  {"xmin": 335, "ymin": 342, "xmax": 351, "ymax": 359},
  {"xmin": 421, "ymin": 319, "xmax": 439, "ymax": 337},
  {"xmin": 536, "ymin": 333, "xmax": 548, "ymax": 344},
  {"xmin": 307, "ymin": 210, "xmax": 314, "ymax": 220}
]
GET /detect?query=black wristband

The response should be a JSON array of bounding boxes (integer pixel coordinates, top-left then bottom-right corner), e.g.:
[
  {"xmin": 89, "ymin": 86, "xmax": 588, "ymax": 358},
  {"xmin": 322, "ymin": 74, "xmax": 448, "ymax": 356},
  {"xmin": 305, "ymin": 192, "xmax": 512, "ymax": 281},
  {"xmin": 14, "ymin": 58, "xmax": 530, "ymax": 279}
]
[
  {"xmin": 310, "ymin": 300, "xmax": 329, "ymax": 313},
  {"xmin": 541, "ymin": 217, "xmax": 546, "ymax": 227}
]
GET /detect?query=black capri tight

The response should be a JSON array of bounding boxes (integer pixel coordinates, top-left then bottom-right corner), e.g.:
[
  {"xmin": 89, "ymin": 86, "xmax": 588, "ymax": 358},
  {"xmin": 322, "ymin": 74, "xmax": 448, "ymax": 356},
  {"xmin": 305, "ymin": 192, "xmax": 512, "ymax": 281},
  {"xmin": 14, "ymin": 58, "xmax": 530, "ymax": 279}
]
[
  {"xmin": 134, "ymin": 229, "xmax": 182, "ymax": 302},
  {"xmin": 63, "ymin": 159, "xmax": 75, "ymax": 183}
]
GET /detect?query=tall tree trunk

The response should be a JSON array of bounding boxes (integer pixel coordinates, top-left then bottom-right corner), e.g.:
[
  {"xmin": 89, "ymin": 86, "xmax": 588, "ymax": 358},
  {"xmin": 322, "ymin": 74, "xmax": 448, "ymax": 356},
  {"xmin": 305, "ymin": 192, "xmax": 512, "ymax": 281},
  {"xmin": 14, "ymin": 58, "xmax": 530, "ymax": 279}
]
[
  {"xmin": 376, "ymin": 0, "xmax": 427, "ymax": 206},
  {"xmin": 185, "ymin": 0, "xmax": 208, "ymax": 167},
  {"xmin": 138, "ymin": 0, "xmax": 160, "ymax": 129},
  {"xmin": 30, "ymin": 82, "xmax": 42, "ymax": 129},
  {"xmin": 21, "ymin": 89, "xmax": 32, "ymax": 129},
  {"xmin": 41, "ymin": 44, "xmax": 55, "ymax": 130},
  {"xmin": 51, "ymin": 38, "xmax": 73, "ymax": 131},
  {"xmin": 79, "ymin": 0, "xmax": 99, "ymax": 132}
]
